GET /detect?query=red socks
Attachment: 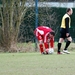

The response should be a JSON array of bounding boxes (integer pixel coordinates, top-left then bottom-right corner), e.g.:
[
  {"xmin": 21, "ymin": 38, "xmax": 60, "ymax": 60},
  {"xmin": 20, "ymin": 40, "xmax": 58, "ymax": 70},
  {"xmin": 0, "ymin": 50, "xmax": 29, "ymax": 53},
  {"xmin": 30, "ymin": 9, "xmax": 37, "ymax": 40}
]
[{"xmin": 39, "ymin": 44, "xmax": 44, "ymax": 53}]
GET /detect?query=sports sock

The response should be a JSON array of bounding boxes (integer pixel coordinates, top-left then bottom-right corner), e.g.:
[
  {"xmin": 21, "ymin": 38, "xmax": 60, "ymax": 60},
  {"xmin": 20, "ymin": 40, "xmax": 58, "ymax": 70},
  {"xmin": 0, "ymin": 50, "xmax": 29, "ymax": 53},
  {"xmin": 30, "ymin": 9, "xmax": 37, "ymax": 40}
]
[
  {"xmin": 39, "ymin": 44, "xmax": 44, "ymax": 53},
  {"xmin": 57, "ymin": 43, "xmax": 61, "ymax": 52},
  {"xmin": 64, "ymin": 41, "xmax": 71, "ymax": 50}
]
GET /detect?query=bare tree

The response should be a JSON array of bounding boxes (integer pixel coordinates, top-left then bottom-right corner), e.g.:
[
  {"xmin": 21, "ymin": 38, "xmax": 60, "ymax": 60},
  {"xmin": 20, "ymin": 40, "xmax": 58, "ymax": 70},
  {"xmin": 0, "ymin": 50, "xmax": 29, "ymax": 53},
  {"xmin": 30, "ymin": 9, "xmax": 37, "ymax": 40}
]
[{"xmin": 0, "ymin": 0, "xmax": 30, "ymax": 51}]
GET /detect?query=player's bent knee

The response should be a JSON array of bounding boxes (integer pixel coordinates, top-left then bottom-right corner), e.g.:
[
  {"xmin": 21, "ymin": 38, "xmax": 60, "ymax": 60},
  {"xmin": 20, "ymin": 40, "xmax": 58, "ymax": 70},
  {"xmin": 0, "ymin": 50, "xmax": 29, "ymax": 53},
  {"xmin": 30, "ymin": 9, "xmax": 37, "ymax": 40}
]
[{"xmin": 67, "ymin": 37, "xmax": 72, "ymax": 42}]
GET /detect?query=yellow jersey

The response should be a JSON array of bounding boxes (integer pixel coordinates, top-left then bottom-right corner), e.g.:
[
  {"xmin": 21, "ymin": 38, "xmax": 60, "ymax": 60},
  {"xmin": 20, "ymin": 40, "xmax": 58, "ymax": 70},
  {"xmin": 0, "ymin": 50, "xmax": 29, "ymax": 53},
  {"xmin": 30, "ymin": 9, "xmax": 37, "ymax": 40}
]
[{"xmin": 61, "ymin": 14, "xmax": 71, "ymax": 28}]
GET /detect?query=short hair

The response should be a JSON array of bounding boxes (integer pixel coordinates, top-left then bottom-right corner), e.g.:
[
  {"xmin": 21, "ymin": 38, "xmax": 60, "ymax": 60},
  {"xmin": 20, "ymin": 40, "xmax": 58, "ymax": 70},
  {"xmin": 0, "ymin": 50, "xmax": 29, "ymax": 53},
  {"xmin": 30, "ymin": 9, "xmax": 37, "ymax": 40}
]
[
  {"xmin": 66, "ymin": 8, "xmax": 71, "ymax": 12},
  {"xmin": 50, "ymin": 31, "xmax": 55, "ymax": 36}
]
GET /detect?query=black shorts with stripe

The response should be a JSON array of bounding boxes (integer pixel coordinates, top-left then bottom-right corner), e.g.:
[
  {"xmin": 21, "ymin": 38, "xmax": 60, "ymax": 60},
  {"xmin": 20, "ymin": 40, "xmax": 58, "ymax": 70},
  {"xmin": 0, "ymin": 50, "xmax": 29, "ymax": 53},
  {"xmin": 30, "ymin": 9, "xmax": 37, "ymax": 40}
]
[{"xmin": 60, "ymin": 28, "xmax": 71, "ymax": 39}]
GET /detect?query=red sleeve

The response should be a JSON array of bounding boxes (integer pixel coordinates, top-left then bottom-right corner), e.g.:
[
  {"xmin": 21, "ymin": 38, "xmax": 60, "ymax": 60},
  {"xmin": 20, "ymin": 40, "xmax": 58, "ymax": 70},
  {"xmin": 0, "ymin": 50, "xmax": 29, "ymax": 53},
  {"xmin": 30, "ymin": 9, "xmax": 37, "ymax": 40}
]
[
  {"xmin": 44, "ymin": 43, "xmax": 49, "ymax": 49},
  {"xmin": 50, "ymin": 38, "xmax": 54, "ymax": 48}
]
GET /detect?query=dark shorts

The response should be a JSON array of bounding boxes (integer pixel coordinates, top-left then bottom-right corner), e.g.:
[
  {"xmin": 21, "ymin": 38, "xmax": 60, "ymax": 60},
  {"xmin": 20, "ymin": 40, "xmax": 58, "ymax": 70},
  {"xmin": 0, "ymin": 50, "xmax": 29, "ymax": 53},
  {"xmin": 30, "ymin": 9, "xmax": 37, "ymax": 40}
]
[{"xmin": 60, "ymin": 28, "xmax": 71, "ymax": 39}]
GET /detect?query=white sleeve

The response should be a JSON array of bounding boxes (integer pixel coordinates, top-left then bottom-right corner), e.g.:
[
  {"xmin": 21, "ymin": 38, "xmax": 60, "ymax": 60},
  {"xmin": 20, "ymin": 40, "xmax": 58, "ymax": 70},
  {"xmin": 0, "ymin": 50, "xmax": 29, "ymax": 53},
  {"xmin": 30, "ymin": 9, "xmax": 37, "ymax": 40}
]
[{"xmin": 36, "ymin": 28, "xmax": 44, "ymax": 35}]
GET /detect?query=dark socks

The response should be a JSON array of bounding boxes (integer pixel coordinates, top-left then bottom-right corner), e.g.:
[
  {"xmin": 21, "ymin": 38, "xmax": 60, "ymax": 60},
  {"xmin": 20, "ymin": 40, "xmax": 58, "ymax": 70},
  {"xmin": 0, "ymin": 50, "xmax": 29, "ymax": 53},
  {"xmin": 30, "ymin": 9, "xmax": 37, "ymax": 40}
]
[
  {"xmin": 57, "ymin": 43, "xmax": 61, "ymax": 52},
  {"xmin": 64, "ymin": 41, "xmax": 71, "ymax": 50}
]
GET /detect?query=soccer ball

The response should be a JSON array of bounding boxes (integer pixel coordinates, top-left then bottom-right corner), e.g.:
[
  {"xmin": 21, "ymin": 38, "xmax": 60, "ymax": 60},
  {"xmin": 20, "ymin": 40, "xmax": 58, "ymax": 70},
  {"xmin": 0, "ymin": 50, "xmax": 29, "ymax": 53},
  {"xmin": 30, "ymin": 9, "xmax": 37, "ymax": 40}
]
[{"xmin": 48, "ymin": 48, "xmax": 54, "ymax": 54}]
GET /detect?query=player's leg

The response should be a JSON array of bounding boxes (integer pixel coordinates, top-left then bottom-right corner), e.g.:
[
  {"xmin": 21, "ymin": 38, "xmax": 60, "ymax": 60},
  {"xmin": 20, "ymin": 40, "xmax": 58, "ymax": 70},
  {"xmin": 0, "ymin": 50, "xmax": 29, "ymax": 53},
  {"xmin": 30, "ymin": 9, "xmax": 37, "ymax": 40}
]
[
  {"xmin": 34, "ymin": 30, "xmax": 44, "ymax": 54},
  {"xmin": 63, "ymin": 36, "xmax": 72, "ymax": 54},
  {"xmin": 37, "ymin": 35, "xmax": 45, "ymax": 54},
  {"xmin": 57, "ymin": 38, "xmax": 64, "ymax": 54},
  {"xmin": 57, "ymin": 28, "xmax": 65, "ymax": 54},
  {"xmin": 38, "ymin": 40, "xmax": 44, "ymax": 54}
]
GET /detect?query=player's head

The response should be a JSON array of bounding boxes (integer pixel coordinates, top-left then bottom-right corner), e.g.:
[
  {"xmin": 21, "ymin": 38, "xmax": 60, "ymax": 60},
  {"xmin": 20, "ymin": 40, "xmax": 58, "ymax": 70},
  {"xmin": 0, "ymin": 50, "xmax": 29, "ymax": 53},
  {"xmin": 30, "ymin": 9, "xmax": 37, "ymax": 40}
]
[
  {"xmin": 66, "ymin": 8, "xmax": 73, "ymax": 15},
  {"xmin": 49, "ymin": 31, "xmax": 55, "ymax": 38}
]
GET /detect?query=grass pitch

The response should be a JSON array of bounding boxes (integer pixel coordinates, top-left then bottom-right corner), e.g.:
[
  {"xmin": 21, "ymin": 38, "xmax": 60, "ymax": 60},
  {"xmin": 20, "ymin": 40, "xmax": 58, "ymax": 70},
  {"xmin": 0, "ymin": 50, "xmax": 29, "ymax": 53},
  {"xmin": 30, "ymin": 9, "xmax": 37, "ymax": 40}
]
[{"xmin": 0, "ymin": 52, "xmax": 75, "ymax": 75}]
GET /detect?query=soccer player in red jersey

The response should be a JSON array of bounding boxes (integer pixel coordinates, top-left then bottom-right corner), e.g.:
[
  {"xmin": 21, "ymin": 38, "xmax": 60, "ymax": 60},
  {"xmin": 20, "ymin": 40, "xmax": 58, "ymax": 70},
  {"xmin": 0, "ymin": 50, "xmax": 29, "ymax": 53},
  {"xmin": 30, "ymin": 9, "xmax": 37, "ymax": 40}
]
[{"xmin": 34, "ymin": 26, "xmax": 55, "ymax": 54}]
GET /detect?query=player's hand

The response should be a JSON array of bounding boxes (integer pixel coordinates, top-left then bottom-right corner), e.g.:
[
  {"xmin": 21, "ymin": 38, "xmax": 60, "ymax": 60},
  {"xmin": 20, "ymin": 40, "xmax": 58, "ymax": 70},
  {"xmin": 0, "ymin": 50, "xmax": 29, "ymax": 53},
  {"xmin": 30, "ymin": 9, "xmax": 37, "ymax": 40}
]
[
  {"xmin": 47, "ymin": 39, "xmax": 50, "ymax": 43},
  {"xmin": 66, "ymin": 33, "xmax": 69, "ymax": 37}
]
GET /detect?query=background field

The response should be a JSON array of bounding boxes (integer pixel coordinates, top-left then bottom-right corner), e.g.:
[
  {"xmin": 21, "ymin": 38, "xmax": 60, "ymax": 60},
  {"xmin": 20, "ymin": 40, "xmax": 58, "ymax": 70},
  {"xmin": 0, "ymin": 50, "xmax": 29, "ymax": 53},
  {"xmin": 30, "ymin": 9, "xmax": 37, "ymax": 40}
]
[
  {"xmin": 0, "ymin": 52, "xmax": 75, "ymax": 75},
  {"xmin": 17, "ymin": 42, "xmax": 75, "ymax": 53}
]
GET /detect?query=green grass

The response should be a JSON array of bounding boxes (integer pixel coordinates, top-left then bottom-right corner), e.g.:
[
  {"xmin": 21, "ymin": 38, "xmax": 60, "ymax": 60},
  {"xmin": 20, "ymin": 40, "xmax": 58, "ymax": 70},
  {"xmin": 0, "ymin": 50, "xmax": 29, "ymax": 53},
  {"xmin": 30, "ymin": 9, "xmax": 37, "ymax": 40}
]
[{"xmin": 0, "ymin": 52, "xmax": 75, "ymax": 75}]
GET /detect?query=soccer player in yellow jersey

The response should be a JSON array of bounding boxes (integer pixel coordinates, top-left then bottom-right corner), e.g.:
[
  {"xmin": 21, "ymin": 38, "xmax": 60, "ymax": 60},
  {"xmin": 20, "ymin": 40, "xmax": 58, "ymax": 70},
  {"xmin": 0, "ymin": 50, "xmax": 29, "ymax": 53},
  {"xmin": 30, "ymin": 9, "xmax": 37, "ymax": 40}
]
[{"xmin": 57, "ymin": 8, "xmax": 73, "ymax": 54}]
